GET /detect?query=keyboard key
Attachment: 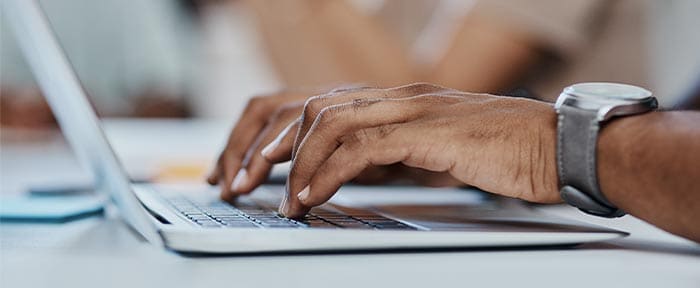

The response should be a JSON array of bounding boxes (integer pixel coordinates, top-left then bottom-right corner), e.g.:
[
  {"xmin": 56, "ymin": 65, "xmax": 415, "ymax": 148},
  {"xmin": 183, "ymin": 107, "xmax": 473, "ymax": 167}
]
[
  {"xmin": 222, "ymin": 221, "xmax": 259, "ymax": 228},
  {"xmin": 369, "ymin": 222, "xmax": 413, "ymax": 230},
  {"xmin": 336, "ymin": 222, "xmax": 374, "ymax": 229},
  {"xmin": 217, "ymin": 215, "xmax": 248, "ymax": 220}
]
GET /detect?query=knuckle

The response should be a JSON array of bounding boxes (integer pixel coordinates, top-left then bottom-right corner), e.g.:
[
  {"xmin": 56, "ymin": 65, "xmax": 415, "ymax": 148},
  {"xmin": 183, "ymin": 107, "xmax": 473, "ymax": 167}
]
[
  {"xmin": 346, "ymin": 125, "xmax": 396, "ymax": 146},
  {"xmin": 245, "ymin": 96, "xmax": 271, "ymax": 115},
  {"xmin": 397, "ymin": 82, "xmax": 449, "ymax": 95},
  {"xmin": 303, "ymin": 95, "xmax": 326, "ymax": 119},
  {"xmin": 351, "ymin": 97, "xmax": 382, "ymax": 109},
  {"xmin": 223, "ymin": 149, "xmax": 244, "ymax": 164},
  {"xmin": 338, "ymin": 135, "xmax": 362, "ymax": 155},
  {"xmin": 410, "ymin": 93, "xmax": 463, "ymax": 105},
  {"xmin": 246, "ymin": 95, "xmax": 266, "ymax": 107},
  {"xmin": 309, "ymin": 106, "xmax": 346, "ymax": 138},
  {"xmin": 351, "ymin": 128, "xmax": 372, "ymax": 145},
  {"xmin": 272, "ymin": 102, "xmax": 301, "ymax": 121},
  {"xmin": 339, "ymin": 131, "xmax": 362, "ymax": 149},
  {"xmin": 316, "ymin": 106, "xmax": 341, "ymax": 126},
  {"xmin": 329, "ymin": 86, "xmax": 358, "ymax": 94},
  {"xmin": 408, "ymin": 82, "xmax": 440, "ymax": 90},
  {"xmin": 329, "ymin": 84, "xmax": 374, "ymax": 94},
  {"xmin": 375, "ymin": 124, "xmax": 398, "ymax": 139}
]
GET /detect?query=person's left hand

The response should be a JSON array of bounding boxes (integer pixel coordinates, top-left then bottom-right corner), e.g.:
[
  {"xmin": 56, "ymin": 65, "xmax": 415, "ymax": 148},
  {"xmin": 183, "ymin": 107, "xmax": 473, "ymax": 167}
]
[{"xmin": 264, "ymin": 83, "xmax": 562, "ymax": 218}]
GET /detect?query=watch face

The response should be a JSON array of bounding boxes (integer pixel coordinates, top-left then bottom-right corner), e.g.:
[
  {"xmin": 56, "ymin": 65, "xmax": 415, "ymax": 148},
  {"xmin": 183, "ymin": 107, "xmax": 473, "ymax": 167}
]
[{"xmin": 565, "ymin": 82, "xmax": 652, "ymax": 101}]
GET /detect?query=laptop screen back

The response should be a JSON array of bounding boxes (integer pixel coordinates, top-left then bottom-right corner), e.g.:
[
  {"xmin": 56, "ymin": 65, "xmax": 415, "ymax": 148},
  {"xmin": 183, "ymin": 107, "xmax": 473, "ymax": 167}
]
[{"xmin": 2, "ymin": 0, "xmax": 161, "ymax": 245}]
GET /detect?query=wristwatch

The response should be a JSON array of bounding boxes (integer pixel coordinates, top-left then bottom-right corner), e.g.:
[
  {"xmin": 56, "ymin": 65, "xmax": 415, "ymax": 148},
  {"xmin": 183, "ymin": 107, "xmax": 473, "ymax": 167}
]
[{"xmin": 554, "ymin": 82, "xmax": 657, "ymax": 217}]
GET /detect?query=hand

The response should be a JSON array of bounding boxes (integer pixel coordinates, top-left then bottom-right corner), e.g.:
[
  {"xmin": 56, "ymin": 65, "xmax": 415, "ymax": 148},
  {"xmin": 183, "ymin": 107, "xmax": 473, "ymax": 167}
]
[
  {"xmin": 207, "ymin": 85, "xmax": 462, "ymax": 200},
  {"xmin": 266, "ymin": 83, "xmax": 561, "ymax": 218},
  {"xmin": 206, "ymin": 89, "xmax": 309, "ymax": 200}
]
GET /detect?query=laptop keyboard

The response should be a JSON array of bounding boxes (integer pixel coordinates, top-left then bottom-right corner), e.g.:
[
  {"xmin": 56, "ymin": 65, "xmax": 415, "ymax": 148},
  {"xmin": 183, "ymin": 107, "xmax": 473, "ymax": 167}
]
[{"xmin": 167, "ymin": 197, "xmax": 414, "ymax": 230}]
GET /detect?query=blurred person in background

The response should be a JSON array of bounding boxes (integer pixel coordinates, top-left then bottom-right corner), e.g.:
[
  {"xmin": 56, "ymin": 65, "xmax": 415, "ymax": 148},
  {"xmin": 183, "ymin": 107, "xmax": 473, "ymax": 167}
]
[
  {"xmin": 243, "ymin": 0, "xmax": 645, "ymax": 100},
  {"xmin": 1, "ymin": 0, "xmax": 199, "ymax": 132},
  {"xmin": 240, "ymin": 0, "xmax": 700, "ymax": 108},
  {"xmin": 5, "ymin": 0, "xmax": 699, "ymax": 130}
]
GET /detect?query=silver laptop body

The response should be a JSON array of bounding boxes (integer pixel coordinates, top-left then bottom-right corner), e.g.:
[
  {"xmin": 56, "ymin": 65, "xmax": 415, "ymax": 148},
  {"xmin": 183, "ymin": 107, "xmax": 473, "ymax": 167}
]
[{"xmin": 3, "ymin": 0, "xmax": 626, "ymax": 254}]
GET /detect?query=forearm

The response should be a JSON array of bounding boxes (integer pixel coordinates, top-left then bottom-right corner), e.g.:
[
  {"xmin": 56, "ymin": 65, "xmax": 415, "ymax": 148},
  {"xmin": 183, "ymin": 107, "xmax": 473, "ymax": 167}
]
[
  {"xmin": 428, "ymin": 13, "xmax": 538, "ymax": 93},
  {"xmin": 308, "ymin": 1, "xmax": 416, "ymax": 86},
  {"xmin": 598, "ymin": 111, "xmax": 700, "ymax": 242},
  {"xmin": 243, "ymin": 0, "xmax": 415, "ymax": 87},
  {"xmin": 242, "ymin": 0, "xmax": 345, "ymax": 87}
]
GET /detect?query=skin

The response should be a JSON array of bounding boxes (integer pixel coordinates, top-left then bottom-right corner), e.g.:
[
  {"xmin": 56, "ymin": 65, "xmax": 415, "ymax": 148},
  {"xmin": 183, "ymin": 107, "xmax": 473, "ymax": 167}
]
[
  {"xmin": 242, "ymin": 0, "xmax": 538, "ymax": 93},
  {"xmin": 598, "ymin": 112, "xmax": 700, "ymax": 242},
  {"xmin": 207, "ymin": 84, "xmax": 463, "ymax": 201},
  {"xmin": 209, "ymin": 83, "xmax": 700, "ymax": 243}
]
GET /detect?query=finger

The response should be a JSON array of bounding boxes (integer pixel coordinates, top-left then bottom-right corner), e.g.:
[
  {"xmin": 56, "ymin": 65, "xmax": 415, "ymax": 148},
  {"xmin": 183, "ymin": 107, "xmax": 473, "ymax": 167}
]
[
  {"xmin": 296, "ymin": 123, "xmax": 461, "ymax": 211},
  {"xmin": 206, "ymin": 156, "xmax": 222, "ymax": 185},
  {"xmin": 261, "ymin": 119, "xmax": 301, "ymax": 163},
  {"xmin": 232, "ymin": 104, "xmax": 303, "ymax": 194},
  {"xmin": 279, "ymin": 84, "xmax": 462, "ymax": 216},
  {"xmin": 281, "ymin": 94, "xmax": 463, "ymax": 217},
  {"xmin": 291, "ymin": 83, "xmax": 455, "ymax": 159},
  {"xmin": 287, "ymin": 124, "xmax": 412, "ymax": 216},
  {"xmin": 220, "ymin": 151, "xmax": 241, "ymax": 201},
  {"xmin": 291, "ymin": 94, "xmax": 461, "ymax": 188},
  {"xmin": 217, "ymin": 96, "xmax": 276, "ymax": 195}
]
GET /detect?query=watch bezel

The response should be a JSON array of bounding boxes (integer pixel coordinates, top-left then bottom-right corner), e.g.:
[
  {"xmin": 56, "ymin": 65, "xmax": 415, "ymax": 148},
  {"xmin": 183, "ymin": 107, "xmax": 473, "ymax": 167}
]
[{"xmin": 554, "ymin": 83, "xmax": 658, "ymax": 122}]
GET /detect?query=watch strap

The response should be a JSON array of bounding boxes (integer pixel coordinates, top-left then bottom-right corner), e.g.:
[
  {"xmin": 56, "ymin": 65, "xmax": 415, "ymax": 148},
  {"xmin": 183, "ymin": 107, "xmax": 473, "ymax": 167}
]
[{"xmin": 557, "ymin": 105, "xmax": 625, "ymax": 217}]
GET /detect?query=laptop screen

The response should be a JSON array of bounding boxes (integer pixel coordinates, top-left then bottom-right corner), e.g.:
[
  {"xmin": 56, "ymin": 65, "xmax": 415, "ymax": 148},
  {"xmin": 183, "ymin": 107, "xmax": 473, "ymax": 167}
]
[{"xmin": 2, "ymin": 0, "xmax": 161, "ymax": 245}]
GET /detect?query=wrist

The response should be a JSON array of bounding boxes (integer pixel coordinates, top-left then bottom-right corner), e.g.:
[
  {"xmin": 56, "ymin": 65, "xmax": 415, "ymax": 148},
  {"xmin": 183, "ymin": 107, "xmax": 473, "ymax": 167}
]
[
  {"xmin": 554, "ymin": 83, "xmax": 657, "ymax": 217},
  {"xmin": 597, "ymin": 111, "xmax": 659, "ymax": 208}
]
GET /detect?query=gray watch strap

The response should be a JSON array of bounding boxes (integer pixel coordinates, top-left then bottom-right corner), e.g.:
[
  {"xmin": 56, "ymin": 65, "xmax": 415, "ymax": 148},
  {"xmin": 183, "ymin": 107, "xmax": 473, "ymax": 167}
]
[{"xmin": 557, "ymin": 105, "xmax": 624, "ymax": 217}]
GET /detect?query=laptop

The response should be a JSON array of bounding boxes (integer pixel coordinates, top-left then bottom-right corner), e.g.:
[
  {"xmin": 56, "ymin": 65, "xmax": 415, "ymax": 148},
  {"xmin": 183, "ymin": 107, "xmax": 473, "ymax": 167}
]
[{"xmin": 3, "ymin": 0, "xmax": 626, "ymax": 254}]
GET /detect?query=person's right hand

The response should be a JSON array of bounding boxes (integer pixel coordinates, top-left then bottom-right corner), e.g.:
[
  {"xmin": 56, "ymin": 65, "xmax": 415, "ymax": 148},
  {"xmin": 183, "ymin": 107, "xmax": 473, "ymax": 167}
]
[
  {"xmin": 206, "ymin": 89, "xmax": 310, "ymax": 201},
  {"xmin": 207, "ymin": 84, "xmax": 465, "ymax": 201}
]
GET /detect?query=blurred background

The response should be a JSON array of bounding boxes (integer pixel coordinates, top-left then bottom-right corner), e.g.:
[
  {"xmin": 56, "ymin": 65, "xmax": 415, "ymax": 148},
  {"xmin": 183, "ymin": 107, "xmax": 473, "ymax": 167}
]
[
  {"xmin": 2, "ymin": 0, "xmax": 700, "ymax": 180},
  {"xmin": 3, "ymin": 0, "xmax": 700, "ymax": 129}
]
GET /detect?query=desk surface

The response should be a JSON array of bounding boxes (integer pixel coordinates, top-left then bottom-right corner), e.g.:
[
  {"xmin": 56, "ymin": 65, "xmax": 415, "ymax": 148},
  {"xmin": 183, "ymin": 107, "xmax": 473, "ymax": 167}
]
[{"xmin": 1, "ymin": 119, "xmax": 699, "ymax": 288}]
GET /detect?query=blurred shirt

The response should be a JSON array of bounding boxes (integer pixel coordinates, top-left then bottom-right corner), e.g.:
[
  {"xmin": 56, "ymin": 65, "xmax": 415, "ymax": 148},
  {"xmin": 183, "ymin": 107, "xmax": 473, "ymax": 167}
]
[{"xmin": 372, "ymin": 0, "xmax": 700, "ymax": 107}]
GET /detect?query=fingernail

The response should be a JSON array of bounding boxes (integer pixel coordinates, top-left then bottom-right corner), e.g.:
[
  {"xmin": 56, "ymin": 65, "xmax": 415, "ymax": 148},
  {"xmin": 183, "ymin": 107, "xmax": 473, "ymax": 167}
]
[
  {"xmin": 261, "ymin": 141, "xmax": 279, "ymax": 158},
  {"xmin": 231, "ymin": 169, "xmax": 249, "ymax": 192},
  {"xmin": 296, "ymin": 186, "xmax": 310, "ymax": 203}
]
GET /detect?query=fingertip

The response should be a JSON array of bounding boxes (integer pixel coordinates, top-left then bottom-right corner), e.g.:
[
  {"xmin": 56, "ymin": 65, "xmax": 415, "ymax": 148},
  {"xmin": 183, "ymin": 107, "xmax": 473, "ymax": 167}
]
[
  {"xmin": 262, "ymin": 147, "xmax": 292, "ymax": 163},
  {"xmin": 206, "ymin": 175, "xmax": 218, "ymax": 185},
  {"xmin": 296, "ymin": 185, "xmax": 311, "ymax": 205},
  {"xmin": 231, "ymin": 169, "xmax": 249, "ymax": 193},
  {"xmin": 260, "ymin": 141, "xmax": 278, "ymax": 160},
  {"xmin": 219, "ymin": 190, "xmax": 237, "ymax": 203},
  {"xmin": 206, "ymin": 166, "xmax": 220, "ymax": 185},
  {"xmin": 278, "ymin": 195, "xmax": 309, "ymax": 219},
  {"xmin": 281, "ymin": 207, "xmax": 308, "ymax": 220}
]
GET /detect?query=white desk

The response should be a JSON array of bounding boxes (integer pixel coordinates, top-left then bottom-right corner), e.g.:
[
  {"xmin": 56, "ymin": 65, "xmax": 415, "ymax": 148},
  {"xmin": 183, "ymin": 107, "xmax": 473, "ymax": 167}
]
[{"xmin": 2, "ymin": 119, "xmax": 699, "ymax": 288}]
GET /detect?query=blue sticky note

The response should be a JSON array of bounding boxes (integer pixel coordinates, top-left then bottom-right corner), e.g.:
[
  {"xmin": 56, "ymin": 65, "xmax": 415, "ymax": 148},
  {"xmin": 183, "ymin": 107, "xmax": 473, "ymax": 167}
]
[{"xmin": 0, "ymin": 195, "xmax": 104, "ymax": 222}]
